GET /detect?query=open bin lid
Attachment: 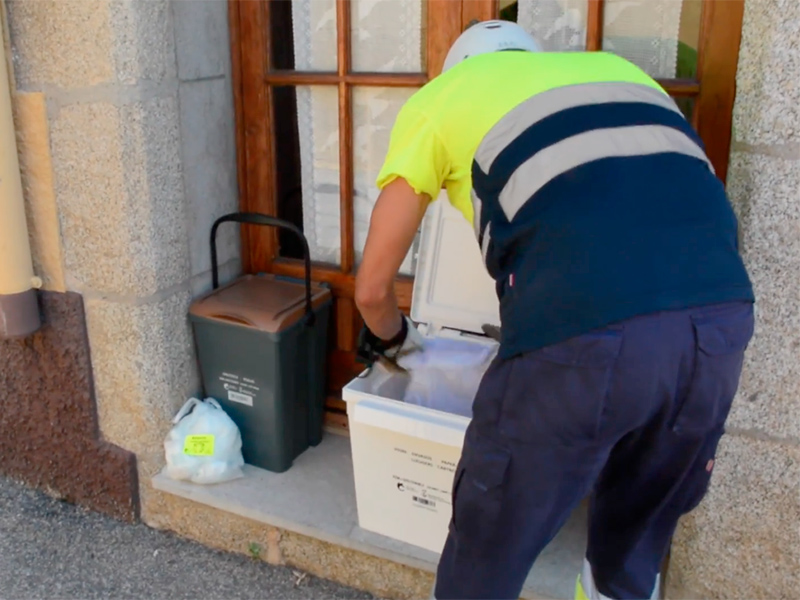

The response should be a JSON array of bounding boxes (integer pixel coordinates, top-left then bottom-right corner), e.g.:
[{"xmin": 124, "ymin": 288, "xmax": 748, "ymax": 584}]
[{"xmin": 411, "ymin": 194, "xmax": 500, "ymax": 335}]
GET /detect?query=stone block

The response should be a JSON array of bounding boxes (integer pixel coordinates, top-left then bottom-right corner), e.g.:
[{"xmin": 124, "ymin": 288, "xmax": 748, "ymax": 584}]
[
  {"xmin": 51, "ymin": 98, "xmax": 190, "ymax": 296},
  {"xmin": 6, "ymin": 0, "xmax": 115, "ymax": 89},
  {"xmin": 145, "ymin": 475, "xmax": 434, "ymax": 600},
  {"xmin": 178, "ymin": 78, "xmax": 240, "ymax": 278},
  {"xmin": 667, "ymin": 434, "xmax": 800, "ymax": 599},
  {"xmin": 172, "ymin": 0, "xmax": 231, "ymax": 81},
  {"xmin": 0, "ymin": 291, "xmax": 139, "ymax": 522},
  {"xmin": 13, "ymin": 92, "xmax": 66, "ymax": 292},
  {"xmin": 732, "ymin": 0, "xmax": 800, "ymax": 146},
  {"xmin": 6, "ymin": 0, "xmax": 176, "ymax": 89},
  {"xmin": 85, "ymin": 289, "xmax": 197, "ymax": 459},
  {"xmin": 280, "ymin": 530, "xmax": 434, "ymax": 600},
  {"xmin": 140, "ymin": 480, "xmax": 282, "ymax": 561},
  {"xmin": 725, "ymin": 151, "xmax": 800, "ymax": 439},
  {"xmin": 109, "ymin": 0, "xmax": 177, "ymax": 85}
]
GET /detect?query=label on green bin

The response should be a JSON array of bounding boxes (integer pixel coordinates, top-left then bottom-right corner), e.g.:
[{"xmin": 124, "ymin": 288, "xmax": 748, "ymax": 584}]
[
  {"xmin": 218, "ymin": 373, "xmax": 258, "ymax": 406},
  {"xmin": 184, "ymin": 434, "xmax": 215, "ymax": 456}
]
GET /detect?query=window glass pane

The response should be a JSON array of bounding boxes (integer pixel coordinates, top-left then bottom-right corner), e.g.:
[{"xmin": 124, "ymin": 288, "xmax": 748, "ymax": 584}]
[
  {"xmin": 677, "ymin": 0, "xmax": 701, "ymax": 79},
  {"xmin": 271, "ymin": 0, "xmax": 337, "ymax": 71},
  {"xmin": 351, "ymin": 0, "xmax": 425, "ymax": 72},
  {"xmin": 507, "ymin": 0, "xmax": 588, "ymax": 51},
  {"xmin": 353, "ymin": 87, "xmax": 420, "ymax": 275},
  {"xmin": 274, "ymin": 86, "xmax": 341, "ymax": 266},
  {"xmin": 272, "ymin": 85, "xmax": 304, "ymax": 259},
  {"xmin": 602, "ymin": 0, "xmax": 698, "ymax": 79}
]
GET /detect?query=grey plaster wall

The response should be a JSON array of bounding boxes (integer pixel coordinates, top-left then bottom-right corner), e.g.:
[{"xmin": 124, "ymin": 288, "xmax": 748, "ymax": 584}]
[
  {"xmin": 667, "ymin": 0, "xmax": 800, "ymax": 597},
  {"xmin": 6, "ymin": 0, "xmax": 240, "ymax": 487}
]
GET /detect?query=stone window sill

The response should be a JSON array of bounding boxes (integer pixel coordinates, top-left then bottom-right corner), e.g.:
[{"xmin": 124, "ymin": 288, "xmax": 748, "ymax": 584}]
[{"xmin": 152, "ymin": 432, "xmax": 585, "ymax": 599}]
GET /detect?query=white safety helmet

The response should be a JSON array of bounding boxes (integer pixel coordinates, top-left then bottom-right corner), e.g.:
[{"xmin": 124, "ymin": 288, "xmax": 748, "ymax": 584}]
[{"xmin": 442, "ymin": 20, "xmax": 543, "ymax": 73}]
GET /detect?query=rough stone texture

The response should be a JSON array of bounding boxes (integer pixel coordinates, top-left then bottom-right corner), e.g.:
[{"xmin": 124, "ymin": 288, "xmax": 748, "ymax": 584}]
[
  {"xmin": 179, "ymin": 78, "xmax": 240, "ymax": 278},
  {"xmin": 725, "ymin": 151, "xmax": 800, "ymax": 439},
  {"xmin": 2, "ymin": 0, "xmax": 240, "ymax": 531},
  {"xmin": 172, "ymin": 0, "xmax": 231, "ymax": 81},
  {"xmin": 13, "ymin": 91, "xmax": 66, "ymax": 293},
  {"xmin": 732, "ymin": 0, "xmax": 800, "ymax": 146},
  {"xmin": 667, "ymin": 434, "xmax": 800, "ymax": 599},
  {"xmin": 50, "ymin": 97, "xmax": 189, "ymax": 297},
  {"xmin": 280, "ymin": 531, "xmax": 435, "ymax": 600},
  {"xmin": 85, "ymin": 289, "xmax": 197, "ymax": 464},
  {"xmin": 0, "ymin": 291, "xmax": 138, "ymax": 521},
  {"xmin": 141, "ymin": 481, "xmax": 433, "ymax": 600},
  {"xmin": 6, "ymin": 0, "xmax": 115, "ymax": 90},
  {"xmin": 6, "ymin": 0, "xmax": 176, "ymax": 91},
  {"xmin": 141, "ymin": 480, "xmax": 283, "ymax": 561},
  {"xmin": 10, "ymin": 0, "xmax": 240, "ymax": 496},
  {"xmin": 109, "ymin": 0, "xmax": 177, "ymax": 85}
]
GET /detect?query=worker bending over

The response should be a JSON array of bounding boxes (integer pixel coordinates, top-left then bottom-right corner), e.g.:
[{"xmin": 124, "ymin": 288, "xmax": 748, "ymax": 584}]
[{"xmin": 354, "ymin": 20, "xmax": 754, "ymax": 600}]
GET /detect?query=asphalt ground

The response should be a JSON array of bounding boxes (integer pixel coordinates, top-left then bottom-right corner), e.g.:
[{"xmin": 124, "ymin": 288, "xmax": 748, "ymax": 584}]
[{"xmin": 0, "ymin": 476, "xmax": 375, "ymax": 600}]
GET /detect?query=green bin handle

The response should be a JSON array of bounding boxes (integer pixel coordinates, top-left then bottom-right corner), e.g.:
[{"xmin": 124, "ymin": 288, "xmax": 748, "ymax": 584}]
[{"xmin": 210, "ymin": 212, "xmax": 315, "ymax": 327}]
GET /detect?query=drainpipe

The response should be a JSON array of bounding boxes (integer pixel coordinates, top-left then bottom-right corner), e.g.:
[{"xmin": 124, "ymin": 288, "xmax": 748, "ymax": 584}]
[{"xmin": 0, "ymin": 23, "xmax": 41, "ymax": 339}]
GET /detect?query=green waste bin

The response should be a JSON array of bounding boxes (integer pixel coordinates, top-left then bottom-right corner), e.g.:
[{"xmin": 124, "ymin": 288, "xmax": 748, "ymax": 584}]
[{"xmin": 189, "ymin": 213, "xmax": 332, "ymax": 473}]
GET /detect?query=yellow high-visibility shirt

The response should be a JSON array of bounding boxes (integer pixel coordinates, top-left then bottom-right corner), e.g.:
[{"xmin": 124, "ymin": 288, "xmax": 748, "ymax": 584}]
[{"xmin": 375, "ymin": 50, "xmax": 664, "ymax": 224}]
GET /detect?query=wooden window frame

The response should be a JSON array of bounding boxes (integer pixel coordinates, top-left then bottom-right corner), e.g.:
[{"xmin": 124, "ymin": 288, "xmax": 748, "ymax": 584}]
[
  {"xmin": 227, "ymin": 0, "xmax": 745, "ymax": 424},
  {"xmin": 228, "ymin": 0, "xmax": 464, "ymax": 427},
  {"xmin": 587, "ymin": 0, "xmax": 744, "ymax": 183}
]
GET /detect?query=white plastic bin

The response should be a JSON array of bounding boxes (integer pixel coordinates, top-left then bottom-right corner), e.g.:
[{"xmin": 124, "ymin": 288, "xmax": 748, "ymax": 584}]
[{"xmin": 343, "ymin": 198, "xmax": 501, "ymax": 554}]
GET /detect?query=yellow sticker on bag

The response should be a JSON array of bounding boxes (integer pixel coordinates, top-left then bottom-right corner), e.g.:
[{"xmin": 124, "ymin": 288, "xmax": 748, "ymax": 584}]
[{"xmin": 184, "ymin": 434, "xmax": 215, "ymax": 456}]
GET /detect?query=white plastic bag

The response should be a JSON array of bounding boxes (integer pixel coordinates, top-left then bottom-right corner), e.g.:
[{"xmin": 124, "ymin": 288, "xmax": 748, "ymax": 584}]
[
  {"xmin": 401, "ymin": 337, "xmax": 498, "ymax": 418},
  {"xmin": 163, "ymin": 397, "xmax": 245, "ymax": 484}
]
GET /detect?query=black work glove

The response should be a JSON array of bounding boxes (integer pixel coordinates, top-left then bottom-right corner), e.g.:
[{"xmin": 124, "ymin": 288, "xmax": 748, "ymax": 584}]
[{"xmin": 356, "ymin": 315, "xmax": 424, "ymax": 371}]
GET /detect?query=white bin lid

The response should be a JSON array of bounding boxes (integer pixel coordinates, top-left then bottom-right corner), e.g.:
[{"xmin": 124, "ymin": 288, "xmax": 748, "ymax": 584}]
[{"xmin": 411, "ymin": 194, "xmax": 500, "ymax": 335}]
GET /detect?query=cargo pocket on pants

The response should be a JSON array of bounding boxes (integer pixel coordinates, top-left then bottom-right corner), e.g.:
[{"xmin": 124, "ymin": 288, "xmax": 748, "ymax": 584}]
[
  {"xmin": 672, "ymin": 303, "xmax": 754, "ymax": 436},
  {"xmin": 450, "ymin": 436, "xmax": 511, "ymax": 556}
]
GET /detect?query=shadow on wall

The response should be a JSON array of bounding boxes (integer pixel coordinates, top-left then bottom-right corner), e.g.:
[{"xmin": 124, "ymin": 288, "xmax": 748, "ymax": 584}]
[{"xmin": 0, "ymin": 292, "xmax": 139, "ymax": 522}]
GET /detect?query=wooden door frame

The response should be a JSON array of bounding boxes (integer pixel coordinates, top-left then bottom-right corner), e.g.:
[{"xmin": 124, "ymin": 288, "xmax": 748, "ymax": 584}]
[{"xmin": 694, "ymin": 0, "xmax": 745, "ymax": 183}]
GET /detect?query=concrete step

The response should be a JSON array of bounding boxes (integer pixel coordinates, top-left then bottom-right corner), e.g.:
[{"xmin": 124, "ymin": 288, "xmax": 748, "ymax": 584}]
[{"xmin": 152, "ymin": 432, "xmax": 585, "ymax": 600}]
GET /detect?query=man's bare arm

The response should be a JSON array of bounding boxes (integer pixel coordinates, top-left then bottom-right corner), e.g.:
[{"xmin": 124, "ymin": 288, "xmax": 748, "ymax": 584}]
[{"xmin": 355, "ymin": 177, "xmax": 430, "ymax": 340}]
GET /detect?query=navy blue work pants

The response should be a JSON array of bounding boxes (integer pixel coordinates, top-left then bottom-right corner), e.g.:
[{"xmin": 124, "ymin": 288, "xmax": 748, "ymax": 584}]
[{"xmin": 434, "ymin": 302, "xmax": 754, "ymax": 600}]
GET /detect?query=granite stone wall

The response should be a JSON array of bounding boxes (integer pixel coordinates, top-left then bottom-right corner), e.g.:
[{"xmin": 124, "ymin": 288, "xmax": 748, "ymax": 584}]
[
  {"xmin": 2, "ymin": 0, "xmax": 239, "ymax": 516},
  {"xmin": 0, "ymin": 292, "xmax": 138, "ymax": 521}
]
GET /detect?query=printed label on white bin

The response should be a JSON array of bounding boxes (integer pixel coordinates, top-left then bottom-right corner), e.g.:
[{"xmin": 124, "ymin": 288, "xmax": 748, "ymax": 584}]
[
  {"xmin": 393, "ymin": 476, "xmax": 451, "ymax": 514},
  {"xmin": 391, "ymin": 446, "xmax": 455, "ymax": 516},
  {"xmin": 350, "ymin": 419, "xmax": 464, "ymax": 553},
  {"xmin": 394, "ymin": 447, "xmax": 457, "ymax": 475}
]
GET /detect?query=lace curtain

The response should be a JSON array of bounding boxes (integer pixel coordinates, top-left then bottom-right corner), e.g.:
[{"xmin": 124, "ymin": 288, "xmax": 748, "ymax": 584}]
[
  {"xmin": 289, "ymin": 0, "xmax": 685, "ymax": 268},
  {"xmin": 291, "ymin": 0, "xmax": 423, "ymax": 273},
  {"xmin": 517, "ymin": 0, "xmax": 684, "ymax": 77}
]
